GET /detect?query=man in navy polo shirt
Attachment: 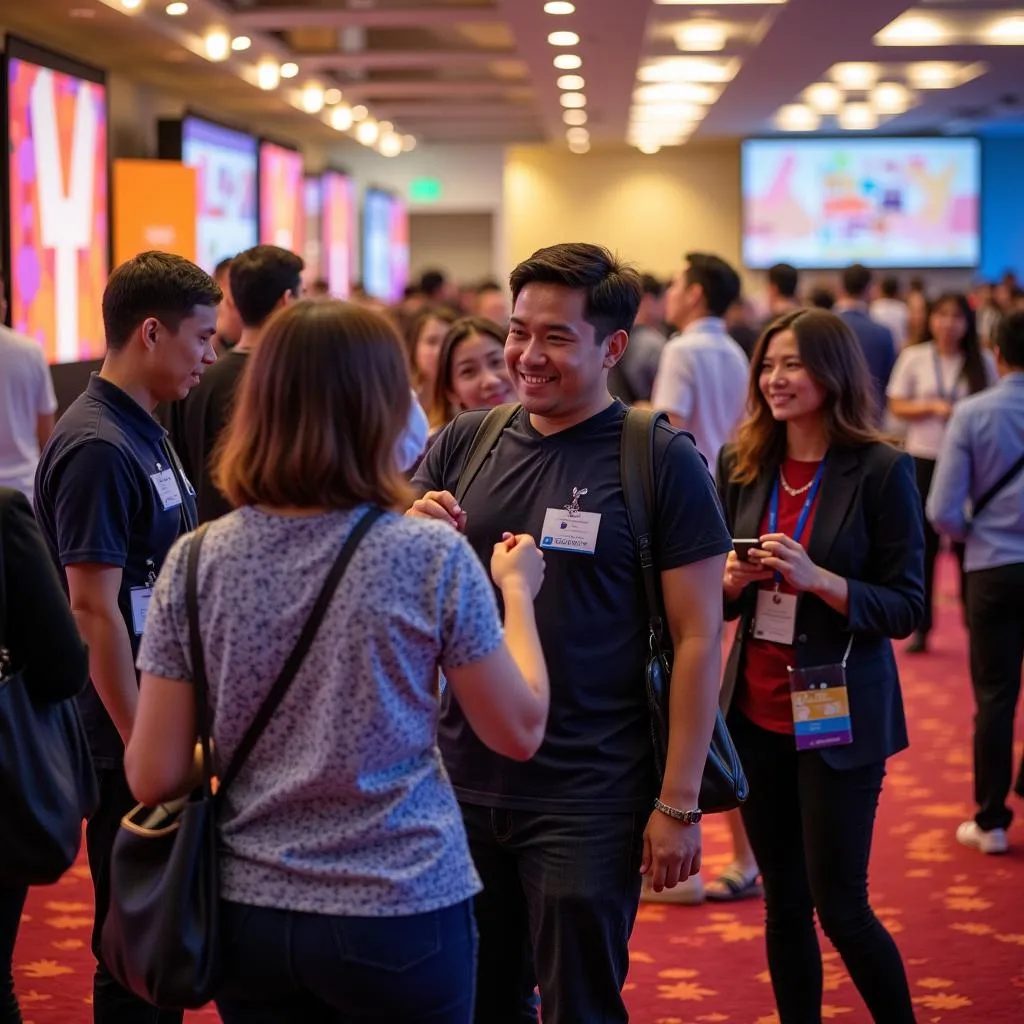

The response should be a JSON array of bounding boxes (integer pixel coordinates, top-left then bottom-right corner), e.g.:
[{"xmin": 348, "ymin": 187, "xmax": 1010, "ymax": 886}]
[
  {"xmin": 411, "ymin": 243, "xmax": 731, "ymax": 1023},
  {"xmin": 34, "ymin": 251, "xmax": 221, "ymax": 1024}
]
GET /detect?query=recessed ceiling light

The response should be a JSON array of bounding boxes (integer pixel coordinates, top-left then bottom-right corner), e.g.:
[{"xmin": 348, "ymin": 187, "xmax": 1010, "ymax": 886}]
[
  {"xmin": 330, "ymin": 105, "xmax": 353, "ymax": 131},
  {"xmin": 351, "ymin": 104, "xmax": 369, "ymax": 121},
  {"xmin": 637, "ymin": 141, "xmax": 661, "ymax": 155},
  {"xmin": 553, "ymin": 54, "xmax": 583, "ymax": 70},
  {"xmin": 875, "ymin": 14, "xmax": 948, "ymax": 46},
  {"xmin": 356, "ymin": 119, "xmax": 380, "ymax": 146},
  {"xmin": 637, "ymin": 57, "xmax": 738, "ymax": 83},
  {"xmin": 830, "ymin": 62, "xmax": 879, "ymax": 90},
  {"xmin": 775, "ymin": 104, "xmax": 821, "ymax": 132},
  {"xmin": 871, "ymin": 82, "xmax": 913, "ymax": 115},
  {"xmin": 379, "ymin": 132, "xmax": 403, "ymax": 158},
  {"xmin": 301, "ymin": 83, "xmax": 325, "ymax": 114},
  {"xmin": 633, "ymin": 82, "xmax": 718, "ymax": 104},
  {"xmin": 985, "ymin": 15, "xmax": 1024, "ymax": 44},
  {"xmin": 559, "ymin": 92, "xmax": 586, "ymax": 108},
  {"xmin": 280, "ymin": 62, "xmax": 299, "ymax": 79},
  {"xmin": 120, "ymin": 0, "xmax": 142, "ymax": 10},
  {"xmin": 654, "ymin": 0, "xmax": 783, "ymax": 5},
  {"xmin": 906, "ymin": 61, "xmax": 962, "ymax": 89},
  {"xmin": 402, "ymin": 135, "xmax": 418, "ymax": 152},
  {"xmin": 675, "ymin": 21, "xmax": 727, "ymax": 52},
  {"xmin": 566, "ymin": 127, "xmax": 589, "ymax": 144},
  {"xmin": 203, "ymin": 30, "xmax": 231, "ymax": 62},
  {"xmin": 557, "ymin": 74, "xmax": 585, "ymax": 90},
  {"xmin": 231, "ymin": 36, "xmax": 251, "ymax": 52},
  {"xmin": 803, "ymin": 82, "xmax": 843, "ymax": 114},
  {"xmin": 256, "ymin": 60, "xmax": 280, "ymax": 90},
  {"xmin": 568, "ymin": 139, "xmax": 590, "ymax": 154},
  {"xmin": 837, "ymin": 102, "xmax": 878, "ymax": 130},
  {"xmin": 631, "ymin": 102, "xmax": 704, "ymax": 122},
  {"xmin": 563, "ymin": 109, "xmax": 588, "ymax": 126},
  {"xmin": 544, "ymin": 1, "xmax": 575, "ymax": 13},
  {"xmin": 165, "ymin": 2, "xmax": 188, "ymax": 15},
  {"xmin": 548, "ymin": 31, "xmax": 580, "ymax": 46},
  {"xmin": 324, "ymin": 87, "xmax": 342, "ymax": 105}
]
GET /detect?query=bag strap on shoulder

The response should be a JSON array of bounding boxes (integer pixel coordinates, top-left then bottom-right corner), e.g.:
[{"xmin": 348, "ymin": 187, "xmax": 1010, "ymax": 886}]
[
  {"xmin": 620, "ymin": 407, "xmax": 668, "ymax": 646},
  {"xmin": 454, "ymin": 404, "xmax": 521, "ymax": 506},
  {"xmin": 185, "ymin": 523, "xmax": 215, "ymax": 800},
  {"xmin": 186, "ymin": 506, "xmax": 384, "ymax": 800},
  {"xmin": 973, "ymin": 450, "xmax": 1024, "ymax": 520}
]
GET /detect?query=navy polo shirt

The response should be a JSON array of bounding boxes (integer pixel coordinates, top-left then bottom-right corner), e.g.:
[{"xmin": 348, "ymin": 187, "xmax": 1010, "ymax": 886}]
[{"xmin": 35, "ymin": 374, "xmax": 197, "ymax": 767}]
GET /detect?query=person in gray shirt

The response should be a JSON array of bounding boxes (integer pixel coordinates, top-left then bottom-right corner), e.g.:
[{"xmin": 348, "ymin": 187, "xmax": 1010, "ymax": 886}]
[
  {"xmin": 608, "ymin": 273, "xmax": 667, "ymax": 404},
  {"xmin": 928, "ymin": 310, "xmax": 1024, "ymax": 857}
]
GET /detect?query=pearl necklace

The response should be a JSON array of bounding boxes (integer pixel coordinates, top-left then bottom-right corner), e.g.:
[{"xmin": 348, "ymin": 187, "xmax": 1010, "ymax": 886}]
[{"xmin": 779, "ymin": 467, "xmax": 816, "ymax": 497}]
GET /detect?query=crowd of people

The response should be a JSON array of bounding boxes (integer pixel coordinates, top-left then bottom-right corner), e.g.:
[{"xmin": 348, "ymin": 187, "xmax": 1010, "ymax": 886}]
[{"xmin": 0, "ymin": 238, "xmax": 1022, "ymax": 1024}]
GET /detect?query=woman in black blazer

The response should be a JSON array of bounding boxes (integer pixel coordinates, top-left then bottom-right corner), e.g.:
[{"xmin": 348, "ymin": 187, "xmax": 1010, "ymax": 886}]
[
  {"xmin": 715, "ymin": 310, "xmax": 924, "ymax": 1024},
  {"xmin": 0, "ymin": 488, "xmax": 89, "ymax": 1023}
]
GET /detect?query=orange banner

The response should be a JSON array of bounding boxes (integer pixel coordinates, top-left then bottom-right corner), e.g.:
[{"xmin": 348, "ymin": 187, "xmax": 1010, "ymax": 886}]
[{"xmin": 113, "ymin": 160, "xmax": 197, "ymax": 266}]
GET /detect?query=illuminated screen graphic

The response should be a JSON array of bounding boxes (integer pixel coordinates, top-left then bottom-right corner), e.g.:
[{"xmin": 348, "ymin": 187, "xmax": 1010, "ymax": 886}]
[
  {"xmin": 742, "ymin": 138, "xmax": 980, "ymax": 269},
  {"xmin": 322, "ymin": 171, "xmax": 354, "ymax": 299},
  {"xmin": 259, "ymin": 141, "xmax": 304, "ymax": 254},
  {"xmin": 7, "ymin": 54, "xmax": 109, "ymax": 364},
  {"xmin": 363, "ymin": 189, "xmax": 393, "ymax": 301}
]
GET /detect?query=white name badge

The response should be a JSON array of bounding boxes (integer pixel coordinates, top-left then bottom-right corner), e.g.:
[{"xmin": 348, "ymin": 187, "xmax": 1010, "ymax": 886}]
[
  {"xmin": 151, "ymin": 469, "xmax": 183, "ymax": 511},
  {"xmin": 540, "ymin": 507, "xmax": 602, "ymax": 555},
  {"xmin": 130, "ymin": 586, "xmax": 153, "ymax": 636},
  {"xmin": 753, "ymin": 588, "xmax": 798, "ymax": 645}
]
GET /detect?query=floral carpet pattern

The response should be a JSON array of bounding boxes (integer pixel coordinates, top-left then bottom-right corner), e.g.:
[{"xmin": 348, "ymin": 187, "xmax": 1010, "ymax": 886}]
[{"xmin": 13, "ymin": 559, "xmax": 1024, "ymax": 1022}]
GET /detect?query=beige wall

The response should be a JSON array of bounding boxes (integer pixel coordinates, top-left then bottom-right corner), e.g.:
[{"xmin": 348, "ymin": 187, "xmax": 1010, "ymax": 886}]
[
  {"xmin": 409, "ymin": 212, "xmax": 495, "ymax": 284},
  {"xmin": 504, "ymin": 142, "xmax": 744, "ymax": 284}
]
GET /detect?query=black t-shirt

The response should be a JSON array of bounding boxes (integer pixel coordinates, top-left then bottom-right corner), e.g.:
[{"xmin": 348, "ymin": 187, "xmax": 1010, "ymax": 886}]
[
  {"xmin": 34, "ymin": 374, "xmax": 197, "ymax": 767},
  {"xmin": 412, "ymin": 401, "xmax": 732, "ymax": 813},
  {"xmin": 167, "ymin": 350, "xmax": 249, "ymax": 524}
]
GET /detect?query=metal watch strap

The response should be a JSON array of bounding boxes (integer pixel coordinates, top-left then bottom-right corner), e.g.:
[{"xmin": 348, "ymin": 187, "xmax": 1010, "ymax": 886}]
[{"xmin": 654, "ymin": 798, "xmax": 703, "ymax": 824}]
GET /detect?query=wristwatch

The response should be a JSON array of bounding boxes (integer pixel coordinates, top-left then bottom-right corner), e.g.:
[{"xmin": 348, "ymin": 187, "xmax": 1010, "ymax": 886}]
[{"xmin": 654, "ymin": 798, "xmax": 703, "ymax": 825}]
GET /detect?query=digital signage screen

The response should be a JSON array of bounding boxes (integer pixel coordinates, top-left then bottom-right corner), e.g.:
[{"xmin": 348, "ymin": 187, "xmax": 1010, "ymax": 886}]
[
  {"xmin": 741, "ymin": 137, "xmax": 981, "ymax": 269},
  {"xmin": 363, "ymin": 188, "xmax": 393, "ymax": 301},
  {"xmin": 321, "ymin": 170, "xmax": 354, "ymax": 299},
  {"xmin": 387, "ymin": 196, "xmax": 410, "ymax": 304},
  {"xmin": 259, "ymin": 140, "xmax": 304, "ymax": 254},
  {"xmin": 5, "ymin": 40, "xmax": 109, "ymax": 364}
]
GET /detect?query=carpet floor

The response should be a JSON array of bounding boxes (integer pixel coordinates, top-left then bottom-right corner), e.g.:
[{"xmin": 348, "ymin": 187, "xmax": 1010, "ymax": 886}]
[{"xmin": 13, "ymin": 557, "xmax": 1024, "ymax": 1022}]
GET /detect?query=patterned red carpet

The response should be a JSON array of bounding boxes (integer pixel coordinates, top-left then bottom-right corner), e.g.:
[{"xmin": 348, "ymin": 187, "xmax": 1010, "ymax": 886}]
[{"xmin": 13, "ymin": 558, "xmax": 1024, "ymax": 1022}]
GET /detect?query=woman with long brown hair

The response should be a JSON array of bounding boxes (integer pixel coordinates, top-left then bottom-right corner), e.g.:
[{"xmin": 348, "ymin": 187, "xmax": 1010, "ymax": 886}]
[
  {"xmin": 716, "ymin": 308, "xmax": 924, "ymax": 1024},
  {"xmin": 406, "ymin": 306, "xmax": 457, "ymax": 413},
  {"xmin": 123, "ymin": 300, "xmax": 550, "ymax": 1023},
  {"xmin": 888, "ymin": 292, "xmax": 997, "ymax": 652}
]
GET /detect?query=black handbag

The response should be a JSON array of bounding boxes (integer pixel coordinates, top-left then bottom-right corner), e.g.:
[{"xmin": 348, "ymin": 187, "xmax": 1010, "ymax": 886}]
[
  {"xmin": 619, "ymin": 409, "xmax": 749, "ymax": 814},
  {"xmin": 101, "ymin": 506, "xmax": 383, "ymax": 1009},
  {"xmin": 0, "ymin": 511, "xmax": 98, "ymax": 887}
]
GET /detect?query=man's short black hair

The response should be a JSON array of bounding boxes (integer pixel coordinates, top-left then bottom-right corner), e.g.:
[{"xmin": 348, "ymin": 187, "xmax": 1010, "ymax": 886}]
[
  {"xmin": 229, "ymin": 245, "xmax": 304, "ymax": 328},
  {"xmin": 640, "ymin": 273, "xmax": 665, "ymax": 298},
  {"xmin": 420, "ymin": 269, "xmax": 447, "ymax": 297},
  {"xmin": 996, "ymin": 309, "xmax": 1024, "ymax": 369},
  {"xmin": 684, "ymin": 252, "xmax": 741, "ymax": 318},
  {"xmin": 103, "ymin": 251, "xmax": 222, "ymax": 351},
  {"xmin": 810, "ymin": 286, "xmax": 835, "ymax": 310},
  {"xmin": 509, "ymin": 242, "xmax": 642, "ymax": 341},
  {"xmin": 214, "ymin": 256, "xmax": 234, "ymax": 282},
  {"xmin": 843, "ymin": 263, "xmax": 872, "ymax": 299},
  {"xmin": 768, "ymin": 263, "xmax": 798, "ymax": 300},
  {"xmin": 880, "ymin": 275, "xmax": 901, "ymax": 300}
]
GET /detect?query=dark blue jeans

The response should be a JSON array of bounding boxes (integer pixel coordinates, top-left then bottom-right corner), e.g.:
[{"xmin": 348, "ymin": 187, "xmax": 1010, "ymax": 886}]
[
  {"xmin": 461, "ymin": 804, "xmax": 644, "ymax": 1024},
  {"xmin": 215, "ymin": 898, "xmax": 477, "ymax": 1023}
]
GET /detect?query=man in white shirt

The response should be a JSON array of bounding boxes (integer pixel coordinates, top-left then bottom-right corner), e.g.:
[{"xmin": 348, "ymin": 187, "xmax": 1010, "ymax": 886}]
[
  {"xmin": 870, "ymin": 275, "xmax": 910, "ymax": 351},
  {"xmin": 651, "ymin": 253, "xmax": 749, "ymax": 466},
  {"xmin": 0, "ymin": 276, "xmax": 57, "ymax": 499}
]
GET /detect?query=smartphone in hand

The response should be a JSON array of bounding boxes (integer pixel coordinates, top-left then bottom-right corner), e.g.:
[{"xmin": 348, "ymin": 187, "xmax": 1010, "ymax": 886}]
[{"xmin": 732, "ymin": 538, "xmax": 761, "ymax": 562}]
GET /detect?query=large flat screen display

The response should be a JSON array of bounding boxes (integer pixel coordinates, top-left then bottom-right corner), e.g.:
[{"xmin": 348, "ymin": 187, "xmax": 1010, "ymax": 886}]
[
  {"xmin": 303, "ymin": 176, "xmax": 322, "ymax": 284},
  {"xmin": 741, "ymin": 138, "xmax": 980, "ymax": 269},
  {"xmin": 259, "ymin": 140, "xmax": 304, "ymax": 254},
  {"xmin": 388, "ymin": 196, "xmax": 410, "ymax": 304},
  {"xmin": 180, "ymin": 116, "xmax": 257, "ymax": 273},
  {"xmin": 363, "ymin": 188, "xmax": 393, "ymax": 301},
  {"xmin": 322, "ymin": 171, "xmax": 354, "ymax": 299},
  {"xmin": 6, "ymin": 43, "xmax": 108, "ymax": 363}
]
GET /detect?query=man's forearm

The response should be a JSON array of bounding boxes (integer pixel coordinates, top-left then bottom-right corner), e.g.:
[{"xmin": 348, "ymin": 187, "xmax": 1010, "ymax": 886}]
[
  {"xmin": 661, "ymin": 631, "xmax": 722, "ymax": 809},
  {"xmin": 73, "ymin": 607, "xmax": 138, "ymax": 745}
]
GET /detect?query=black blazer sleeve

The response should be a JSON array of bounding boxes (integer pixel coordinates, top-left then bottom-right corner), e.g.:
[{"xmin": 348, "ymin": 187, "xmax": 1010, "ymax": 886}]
[
  {"xmin": 845, "ymin": 450, "xmax": 925, "ymax": 639},
  {"xmin": 1, "ymin": 489, "xmax": 89, "ymax": 703}
]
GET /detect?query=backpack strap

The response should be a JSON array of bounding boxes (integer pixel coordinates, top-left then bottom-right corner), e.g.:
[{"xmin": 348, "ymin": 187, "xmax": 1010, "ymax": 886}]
[
  {"xmin": 620, "ymin": 407, "xmax": 668, "ymax": 646},
  {"xmin": 454, "ymin": 403, "xmax": 521, "ymax": 506},
  {"xmin": 972, "ymin": 450, "xmax": 1024, "ymax": 520}
]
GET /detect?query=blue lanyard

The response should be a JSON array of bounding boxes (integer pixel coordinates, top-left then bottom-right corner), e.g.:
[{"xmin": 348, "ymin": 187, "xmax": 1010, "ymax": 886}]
[
  {"xmin": 768, "ymin": 460, "xmax": 827, "ymax": 583},
  {"xmin": 932, "ymin": 348, "xmax": 960, "ymax": 405}
]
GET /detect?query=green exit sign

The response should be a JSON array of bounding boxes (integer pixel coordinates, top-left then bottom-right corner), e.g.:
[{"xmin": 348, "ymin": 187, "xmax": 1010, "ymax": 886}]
[{"xmin": 409, "ymin": 177, "xmax": 443, "ymax": 203}]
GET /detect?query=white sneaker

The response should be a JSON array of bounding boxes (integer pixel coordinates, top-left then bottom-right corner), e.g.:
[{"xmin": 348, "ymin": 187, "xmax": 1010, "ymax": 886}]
[
  {"xmin": 956, "ymin": 820, "xmax": 1009, "ymax": 855},
  {"xmin": 640, "ymin": 873, "xmax": 705, "ymax": 905}
]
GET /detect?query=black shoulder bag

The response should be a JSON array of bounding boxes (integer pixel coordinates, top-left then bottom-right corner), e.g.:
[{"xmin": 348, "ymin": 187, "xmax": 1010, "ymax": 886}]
[
  {"xmin": 0, "ymin": 516, "xmax": 98, "ymax": 885},
  {"xmin": 619, "ymin": 408, "xmax": 748, "ymax": 814},
  {"xmin": 101, "ymin": 506, "xmax": 383, "ymax": 1009}
]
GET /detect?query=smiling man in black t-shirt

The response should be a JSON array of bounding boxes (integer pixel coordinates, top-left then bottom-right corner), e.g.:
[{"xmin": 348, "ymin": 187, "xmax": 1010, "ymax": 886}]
[{"xmin": 411, "ymin": 242, "xmax": 731, "ymax": 1024}]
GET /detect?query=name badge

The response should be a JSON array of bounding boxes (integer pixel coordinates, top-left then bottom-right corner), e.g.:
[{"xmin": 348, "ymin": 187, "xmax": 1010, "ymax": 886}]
[
  {"xmin": 151, "ymin": 469, "xmax": 183, "ymax": 511},
  {"xmin": 753, "ymin": 588, "xmax": 797, "ymax": 645},
  {"xmin": 130, "ymin": 586, "xmax": 153, "ymax": 636},
  {"xmin": 540, "ymin": 507, "xmax": 601, "ymax": 555},
  {"xmin": 788, "ymin": 662, "xmax": 853, "ymax": 751}
]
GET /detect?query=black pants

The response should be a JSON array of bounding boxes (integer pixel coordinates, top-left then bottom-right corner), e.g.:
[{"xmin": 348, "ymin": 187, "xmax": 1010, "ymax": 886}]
[
  {"xmin": 86, "ymin": 767, "xmax": 182, "ymax": 1024},
  {"xmin": 0, "ymin": 886, "xmax": 27, "ymax": 1024},
  {"xmin": 730, "ymin": 712, "xmax": 916, "ymax": 1024},
  {"xmin": 913, "ymin": 457, "xmax": 965, "ymax": 635},
  {"xmin": 966, "ymin": 562, "xmax": 1024, "ymax": 831},
  {"xmin": 461, "ymin": 804, "xmax": 644, "ymax": 1024},
  {"xmin": 215, "ymin": 899, "xmax": 477, "ymax": 1023}
]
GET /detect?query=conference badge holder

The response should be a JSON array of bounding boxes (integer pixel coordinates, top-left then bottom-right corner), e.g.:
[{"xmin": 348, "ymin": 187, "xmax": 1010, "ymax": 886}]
[{"xmin": 787, "ymin": 634, "xmax": 854, "ymax": 752}]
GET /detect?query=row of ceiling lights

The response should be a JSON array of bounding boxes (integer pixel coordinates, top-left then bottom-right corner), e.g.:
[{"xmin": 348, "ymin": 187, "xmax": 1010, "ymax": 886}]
[
  {"xmin": 543, "ymin": 2, "xmax": 590, "ymax": 154},
  {"xmin": 117, "ymin": 0, "xmax": 415, "ymax": 157},
  {"xmin": 876, "ymin": 12, "xmax": 1024, "ymax": 46}
]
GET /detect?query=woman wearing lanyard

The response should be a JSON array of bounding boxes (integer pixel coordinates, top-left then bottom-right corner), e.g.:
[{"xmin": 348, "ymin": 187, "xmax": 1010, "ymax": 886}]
[
  {"xmin": 715, "ymin": 309, "xmax": 924, "ymax": 1024},
  {"xmin": 887, "ymin": 293, "xmax": 996, "ymax": 653}
]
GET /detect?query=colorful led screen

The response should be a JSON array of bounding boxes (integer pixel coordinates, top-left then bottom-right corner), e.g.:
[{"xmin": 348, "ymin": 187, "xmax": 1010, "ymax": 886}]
[
  {"xmin": 742, "ymin": 138, "xmax": 980, "ymax": 269},
  {"xmin": 6, "ymin": 53, "xmax": 108, "ymax": 363},
  {"xmin": 321, "ymin": 171, "xmax": 354, "ymax": 299},
  {"xmin": 259, "ymin": 141, "xmax": 304, "ymax": 255}
]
